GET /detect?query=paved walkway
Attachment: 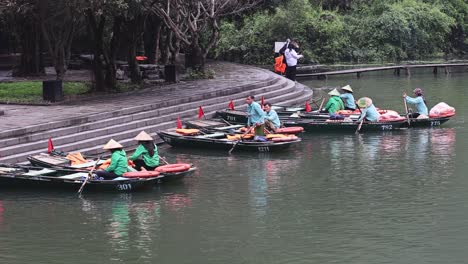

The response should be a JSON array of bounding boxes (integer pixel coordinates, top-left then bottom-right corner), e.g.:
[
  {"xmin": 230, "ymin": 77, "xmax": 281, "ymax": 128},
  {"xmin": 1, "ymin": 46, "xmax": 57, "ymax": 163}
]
[{"xmin": 0, "ymin": 62, "xmax": 271, "ymax": 132}]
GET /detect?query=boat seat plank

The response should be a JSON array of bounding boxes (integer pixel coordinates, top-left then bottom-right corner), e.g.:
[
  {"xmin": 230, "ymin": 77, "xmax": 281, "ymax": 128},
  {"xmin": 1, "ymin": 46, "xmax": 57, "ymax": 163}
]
[
  {"xmin": 70, "ymin": 160, "xmax": 105, "ymax": 168},
  {"xmin": 214, "ymin": 125, "xmax": 244, "ymax": 130},
  {"xmin": 23, "ymin": 168, "xmax": 56, "ymax": 176},
  {"xmin": 58, "ymin": 172, "xmax": 89, "ymax": 179},
  {"xmin": 194, "ymin": 133, "xmax": 226, "ymax": 138},
  {"xmin": 33, "ymin": 153, "xmax": 69, "ymax": 165}
]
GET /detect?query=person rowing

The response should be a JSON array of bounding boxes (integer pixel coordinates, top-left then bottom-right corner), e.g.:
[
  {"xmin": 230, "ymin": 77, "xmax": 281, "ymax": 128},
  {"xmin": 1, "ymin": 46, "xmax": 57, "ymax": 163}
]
[
  {"xmin": 246, "ymin": 95, "xmax": 266, "ymax": 136},
  {"xmin": 264, "ymin": 102, "xmax": 280, "ymax": 132},
  {"xmin": 403, "ymin": 88, "xmax": 428, "ymax": 118},
  {"xmin": 340, "ymin": 85, "xmax": 356, "ymax": 111},
  {"xmin": 95, "ymin": 139, "xmax": 128, "ymax": 179},
  {"xmin": 129, "ymin": 131, "xmax": 159, "ymax": 171},
  {"xmin": 356, "ymin": 97, "xmax": 380, "ymax": 122}
]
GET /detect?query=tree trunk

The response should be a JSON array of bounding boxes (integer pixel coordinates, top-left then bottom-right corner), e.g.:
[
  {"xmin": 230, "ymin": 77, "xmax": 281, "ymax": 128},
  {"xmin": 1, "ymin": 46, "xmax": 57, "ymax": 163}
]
[
  {"xmin": 161, "ymin": 28, "xmax": 173, "ymax": 65},
  {"xmin": 187, "ymin": 39, "xmax": 205, "ymax": 71},
  {"xmin": 144, "ymin": 16, "xmax": 162, "ymax": 64},
  {"xmin": 16, "ymin": 18, "xmax": 44, "ymax": 76},
  {"xmin": 87, "ymin": 12, "xmax": 106, "ymax": 92},
  {"xmin": 128, "ymin": 42, "xmax": 142, "ymax": 84}
]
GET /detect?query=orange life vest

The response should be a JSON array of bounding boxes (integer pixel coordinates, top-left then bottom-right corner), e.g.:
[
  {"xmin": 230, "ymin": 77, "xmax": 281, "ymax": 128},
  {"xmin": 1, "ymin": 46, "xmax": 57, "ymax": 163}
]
[{"xmin": 274, "ymin": 55, "xmax": 286, "ymax": 74}]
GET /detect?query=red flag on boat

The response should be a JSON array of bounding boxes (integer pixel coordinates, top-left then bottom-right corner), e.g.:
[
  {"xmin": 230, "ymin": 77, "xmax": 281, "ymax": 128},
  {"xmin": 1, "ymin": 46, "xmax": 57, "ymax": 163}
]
[
  {"xmin": 305, "ymin": 101, "xmax": 312, "ymax": 112},
  {"xmin": 176, "ymin": 116, "xmax": 182, "ymax": 129},
  {"xmin": 198, "ymin": 106, "xmax": 205, "ymax": 119},
  {"xmin": 228, "ymin": 100, "xmax": 235, "ymax": 110},
  {"xmin": 261, "ymin": 96, "xmax": 265, "ymax": 107},
  {"xmin": 47, "ymin": 138, "xmax": 54, "ymax": 153}
]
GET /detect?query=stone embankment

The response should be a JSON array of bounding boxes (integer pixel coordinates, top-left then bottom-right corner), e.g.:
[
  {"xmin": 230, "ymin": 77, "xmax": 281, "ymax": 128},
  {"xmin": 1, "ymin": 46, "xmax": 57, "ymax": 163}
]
[{"xmin": 0, "ymin": 62, "xmax": 313, "ymax": 163}]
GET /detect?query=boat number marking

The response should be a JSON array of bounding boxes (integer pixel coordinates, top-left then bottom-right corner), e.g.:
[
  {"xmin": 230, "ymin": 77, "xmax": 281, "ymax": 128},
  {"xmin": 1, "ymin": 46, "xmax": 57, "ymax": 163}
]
[
  {"xmin": 226, "ymin": 116, "xmax": 237, "ymax": 122},
  {"xmin": 117, "ymin": 184, "xmax": 132, "ymax": 191},
  {"xmin": 258, "ymin": 146, "xmax": 270, "ymax": 152},
  {"xmin": 381, "ymin": 125, "xmax": 393, "ymax": 130},
  {"xmin": 431, "ymin": 121, "xmax": 441, "ymax": 126}
]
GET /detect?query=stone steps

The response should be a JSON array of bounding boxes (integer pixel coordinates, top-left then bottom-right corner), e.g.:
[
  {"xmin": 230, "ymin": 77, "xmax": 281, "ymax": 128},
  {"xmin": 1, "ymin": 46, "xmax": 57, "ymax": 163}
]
[
  {"xmin": 0, "ymin": 77, "xmax": 290, "ymax": 149},
  {"xmin": 0, "ymin": 78, "xmax": 292, "ymax": 155},
  {"xmin": 0, "ymin": 73, "xmax": 313, "ymax": 163},
  {"xmin": 0, "ymin": 72, "xmax": 278, "ymax": 140}
]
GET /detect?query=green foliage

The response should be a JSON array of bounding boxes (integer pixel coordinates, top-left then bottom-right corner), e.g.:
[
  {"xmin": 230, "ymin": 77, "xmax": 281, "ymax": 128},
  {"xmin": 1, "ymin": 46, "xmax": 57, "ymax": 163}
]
[
  {"xmin": 185, "ymin": 69, "xmax": 216, "ymax": 80},
  {"xmin": 215, "ymin": 0, "xmax": 464, "ymax": 64},
  {"xmin": 0, "ymin": 81, "xmax": 90, "ymax": 103}
]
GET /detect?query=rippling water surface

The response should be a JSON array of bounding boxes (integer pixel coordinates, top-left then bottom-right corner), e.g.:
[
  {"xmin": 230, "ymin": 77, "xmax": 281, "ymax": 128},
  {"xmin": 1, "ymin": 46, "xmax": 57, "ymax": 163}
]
[{"xmin": 0, "ymin": 69, "xmax": 466, "ymax": 264}]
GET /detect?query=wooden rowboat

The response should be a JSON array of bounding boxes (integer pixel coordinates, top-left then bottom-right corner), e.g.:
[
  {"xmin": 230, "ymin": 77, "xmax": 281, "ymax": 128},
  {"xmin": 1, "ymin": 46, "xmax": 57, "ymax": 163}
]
[
  {"xmin": 27, "ymin": 152, "xmax": 196, "ymax": 182},
  {"xmin": 282, "ymin": 119, "xmax": 408, "ymax": 133},
  {"xmin": 157, "ymin": 129, "xmax": 301, "ymax": 152},
  {"xmin": 0, "ymin": 165, "xmax": 160, "ymax": 193}
]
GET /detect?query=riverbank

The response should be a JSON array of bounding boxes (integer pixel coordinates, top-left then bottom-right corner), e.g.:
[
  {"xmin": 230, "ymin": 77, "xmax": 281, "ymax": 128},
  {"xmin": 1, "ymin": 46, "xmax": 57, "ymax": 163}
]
[{"xmin": 0, "ymin": 61, "xmax": 313, "ymax": 163}]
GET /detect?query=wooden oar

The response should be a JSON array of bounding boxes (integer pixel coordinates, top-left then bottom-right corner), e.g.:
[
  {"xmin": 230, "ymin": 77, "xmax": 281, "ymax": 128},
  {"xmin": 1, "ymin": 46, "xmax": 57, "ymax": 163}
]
[
  {"xmin": 355, "ymin": 102, "xmax": 364, "ymax": 134},
  {"xmin": 403, "ymin": 96, "xmax": 411, "ymax": 125},
  {"xmin": 158, "ymin": 155, "xmax": 170, "ymax": 165},
  {"xmin": 77, "ymin": 156, "xmax": 102, "ymax": 195},
  {"xmin": 355, "ymin": 119, "xmax": 364, "ymax": 134},
  {"xmin": 318, "ymin": 98, "xmax": 326, "ymax": 111},
  {"xmin": 229, "ymin": 126, "xmax": 254, "ymax": 154}
]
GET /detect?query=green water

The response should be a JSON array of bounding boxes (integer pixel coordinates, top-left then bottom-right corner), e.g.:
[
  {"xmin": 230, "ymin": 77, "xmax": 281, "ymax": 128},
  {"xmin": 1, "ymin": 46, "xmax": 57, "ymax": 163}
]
[{"xmin": 0, "ymin": 68, "xmax": 467, "ymax": 264}]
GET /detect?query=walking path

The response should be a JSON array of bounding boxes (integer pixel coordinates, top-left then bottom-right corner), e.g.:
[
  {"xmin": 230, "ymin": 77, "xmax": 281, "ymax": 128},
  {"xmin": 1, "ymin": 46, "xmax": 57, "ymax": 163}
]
[
  {"xmin": 0, "ymin": 62, "xmax": 313, "ymax": 163},
  {"xmin": 297, "ymin": 63, "xmax": 468, "ymax": 78}
]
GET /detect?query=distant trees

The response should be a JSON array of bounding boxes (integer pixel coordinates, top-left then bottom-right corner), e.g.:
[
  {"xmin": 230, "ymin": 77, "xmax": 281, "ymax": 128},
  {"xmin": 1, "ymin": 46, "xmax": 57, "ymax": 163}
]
[
  {"xmin": 215, "ymin": 0, "xmax": 467, "ymax": 64},
  {"xmin": 0, "ymin": 0, "xmax": 261, "ymax": 90}
]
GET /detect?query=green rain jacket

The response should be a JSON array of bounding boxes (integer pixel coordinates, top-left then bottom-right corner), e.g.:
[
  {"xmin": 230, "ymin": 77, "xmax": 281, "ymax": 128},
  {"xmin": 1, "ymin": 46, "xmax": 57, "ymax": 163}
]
[
  {"xmin": 129, "ymin": 144, "xmax": 159, "ymax": 167},
  {"xmin": 105, "ymin": 149, "xmax": 128, "ymax": 176},
  {"xmin": 324, "ymin": 96, "xmax": 345, "ymax": 114}
]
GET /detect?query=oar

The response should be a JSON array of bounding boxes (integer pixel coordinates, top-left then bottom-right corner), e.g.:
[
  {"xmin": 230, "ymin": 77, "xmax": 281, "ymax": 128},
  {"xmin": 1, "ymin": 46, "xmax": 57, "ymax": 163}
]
[
  {"xmin": 229, "ymin": 126, "xmax": 254, "ymax": 154},
  {"xmin": 77, "ymin": 155, "xmax": 102, "ymax": 195},
  {"xmin": 355, "ymin": 101, "xmax": 364, "ymax": 134},
  {"xmin": 355, "ymin": 119, "xmax": 364, "ymax": 134},
  {"xmin": 318, "ymin": 98, "xmax": 326, "ymax": 111},
  {"xmin": 158, "ymin": 155, "xmax": 170, "ymax": 165},
  {"xmin": 403, "ymin": 95, "xmax": 411, "ymax": 125}
]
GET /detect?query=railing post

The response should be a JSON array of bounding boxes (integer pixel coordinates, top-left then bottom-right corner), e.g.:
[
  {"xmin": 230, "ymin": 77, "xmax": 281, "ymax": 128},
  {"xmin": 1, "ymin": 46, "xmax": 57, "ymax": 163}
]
[{"xmin": 433, "ymin": 67, "xmax": 438, "ymax": 75}]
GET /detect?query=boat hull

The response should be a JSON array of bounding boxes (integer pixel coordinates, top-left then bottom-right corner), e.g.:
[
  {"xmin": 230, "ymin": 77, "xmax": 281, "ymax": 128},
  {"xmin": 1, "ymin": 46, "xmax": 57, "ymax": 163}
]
[
  {"xmin": 0, "ymin": 173, "xmax": 159, "ymax": 193},
  {"xmin": 282, "ymin": 119, "xmax": 407, "ymax": 132},
  {"xmin": 157, "ymin": 131, "xmax": 300, "ymax": 152}
]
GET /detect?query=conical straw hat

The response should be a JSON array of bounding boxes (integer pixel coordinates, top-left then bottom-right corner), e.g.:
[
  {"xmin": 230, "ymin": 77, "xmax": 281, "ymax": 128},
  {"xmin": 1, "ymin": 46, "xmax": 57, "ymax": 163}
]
[
  {"xmin": 103, "ymin": 139, "xmax": 123, "ymax": 150},
  {"xmin": 341, "ymin": 85, "xmax": 353, "ymax": 93},
  {"xmin": 357, "ymin": 97, "xmax": 373, "ymax": 108},
  {"xmin": 134, "ymin": 131, "xmax": 153, "ymax": 141},
  {"xmin": 328, "ymin": 88, "xmax": 341, "ymax": 96}
]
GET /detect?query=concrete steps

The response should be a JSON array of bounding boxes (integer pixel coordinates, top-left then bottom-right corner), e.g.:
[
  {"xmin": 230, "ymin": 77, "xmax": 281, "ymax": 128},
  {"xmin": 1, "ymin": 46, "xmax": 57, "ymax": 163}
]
[{"xmin": 0, "ymin": 71, "xmax": 313, "ymax": 163}]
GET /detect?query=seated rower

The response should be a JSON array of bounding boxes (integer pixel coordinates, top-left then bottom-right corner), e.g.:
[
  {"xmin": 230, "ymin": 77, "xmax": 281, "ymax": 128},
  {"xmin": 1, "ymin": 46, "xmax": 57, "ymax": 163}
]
[
  {"xmin": 403, "ymin": 88, "xmax": 428, "ymax": 118},
  {"xmin": 264, "ymin": 102, "xmax": 281, "ymax": 132},
  {"xmin": 95, "ymin": 139, "xmax": 128, "ymax": 179},
  {"xmin": 321, "ymin": 88, "xmax": 344, "ymax": 114},
  {"xmin": 340, "ymin": 85, "xmax": 356, "ymax": 111},
  {"xmin": 357, "ymin": 97, "xmax": 380, "ymax": 122},
  {"xmin": 246, "ymin": 95, "xmax": 266, "ymax": 136},
  {"xmin": 129, "ymin": 131, "xmax": 159, "ymax": 171}
]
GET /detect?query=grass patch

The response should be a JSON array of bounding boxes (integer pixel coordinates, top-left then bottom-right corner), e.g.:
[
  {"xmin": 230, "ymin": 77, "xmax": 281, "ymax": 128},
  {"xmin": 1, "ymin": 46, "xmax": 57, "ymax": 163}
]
[{"xmin": 0, "ymin": 81, "xmax": 91, "ymax": 103}]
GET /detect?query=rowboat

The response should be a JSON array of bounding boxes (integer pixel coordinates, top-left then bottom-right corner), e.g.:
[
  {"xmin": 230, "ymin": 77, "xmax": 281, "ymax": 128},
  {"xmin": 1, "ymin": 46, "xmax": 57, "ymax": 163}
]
[
  {"xmin": 400, "ymin": 114, "xmax": 455, "ymax": 128},
  {"xmin": 0, "ymin": 165, "xmax": 160, "ymax": 193},
  {"xmin": 282, "ymin": 119, "xmax": 408, "ymax": 132},
  {"xmin": 157, "ymin": 129, "xmax": 301, "ymax": 152},
  {"xmin": 216, "ymin": 108, "xmax": 305, "ymax": 124},
  {"xmin": 27, "ymin": 152, "xmax": 196, "ymax": 182}
]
